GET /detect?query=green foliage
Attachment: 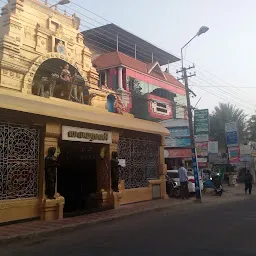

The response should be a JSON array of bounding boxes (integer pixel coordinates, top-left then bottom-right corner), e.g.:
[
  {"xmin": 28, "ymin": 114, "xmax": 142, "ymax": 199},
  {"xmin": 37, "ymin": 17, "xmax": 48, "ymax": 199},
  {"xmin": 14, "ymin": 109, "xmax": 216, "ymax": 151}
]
[
  {"xmin": 209, "ymin": 103, "xmax": 247, "ymax": 149},
  {"xmin": 247, "ymin": 114, "xmax": 256, "ymax": 141}
]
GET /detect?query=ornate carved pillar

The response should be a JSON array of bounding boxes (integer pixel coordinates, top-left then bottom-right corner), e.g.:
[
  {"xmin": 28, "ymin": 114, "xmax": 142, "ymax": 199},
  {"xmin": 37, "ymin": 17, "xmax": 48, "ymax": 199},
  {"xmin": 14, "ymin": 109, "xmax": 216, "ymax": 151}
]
[
  {"xmin": 110, "ymin": 131, "xmax": 122, "ymax": 208},
  {"xmin": 117, "ymin": 67, "xmax": 123, "ymax": 90},
  {"xmin": 104, "ymin": 70, "xmax": 108, "ymax": 87}
]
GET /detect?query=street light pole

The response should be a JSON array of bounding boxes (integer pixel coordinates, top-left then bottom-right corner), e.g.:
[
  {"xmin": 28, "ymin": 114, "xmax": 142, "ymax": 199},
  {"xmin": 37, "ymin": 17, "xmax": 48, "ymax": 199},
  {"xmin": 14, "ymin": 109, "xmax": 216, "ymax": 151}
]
[
  {"xmin": 50, "ymin": 0, "xmax": 70, "ymax": 8},
  {"xmin": 180, "ymin": 26, "xmax": 209, "ymax": 202}
]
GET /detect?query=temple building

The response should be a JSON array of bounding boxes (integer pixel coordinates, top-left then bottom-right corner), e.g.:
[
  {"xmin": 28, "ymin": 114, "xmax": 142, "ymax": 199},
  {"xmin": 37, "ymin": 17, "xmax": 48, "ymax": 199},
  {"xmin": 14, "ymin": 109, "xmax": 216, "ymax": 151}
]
[{"xmin": 0, "ymin": 0, "xmax": 169, "ymax": 224}]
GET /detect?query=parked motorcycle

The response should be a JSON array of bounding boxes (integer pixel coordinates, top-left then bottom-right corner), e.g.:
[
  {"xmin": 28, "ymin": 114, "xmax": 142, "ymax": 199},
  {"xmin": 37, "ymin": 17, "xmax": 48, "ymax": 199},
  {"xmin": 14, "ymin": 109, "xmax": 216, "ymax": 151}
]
[{"xmin": 166, "ymin": 175, "xmax": 180, "ymax": 198}]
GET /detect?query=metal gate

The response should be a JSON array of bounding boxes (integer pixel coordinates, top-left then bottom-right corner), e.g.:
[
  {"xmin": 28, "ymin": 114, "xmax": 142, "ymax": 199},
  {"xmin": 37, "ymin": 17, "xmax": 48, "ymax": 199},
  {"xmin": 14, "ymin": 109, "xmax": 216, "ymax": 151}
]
[
  {"xmin": 118, "ymin": 137, "xmax": 159, "ymax": 189},
  {"xmin": 0, "ymin": 122, "xmax": 40, "ymax": 200}
]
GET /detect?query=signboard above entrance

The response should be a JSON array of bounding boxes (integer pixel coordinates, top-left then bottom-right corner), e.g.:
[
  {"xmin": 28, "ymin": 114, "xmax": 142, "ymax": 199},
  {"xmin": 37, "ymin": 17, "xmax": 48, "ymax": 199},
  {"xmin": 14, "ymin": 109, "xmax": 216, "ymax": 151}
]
[{"xmin": 62, "ymin": 126, "xmax": 112, "ymax": 144}]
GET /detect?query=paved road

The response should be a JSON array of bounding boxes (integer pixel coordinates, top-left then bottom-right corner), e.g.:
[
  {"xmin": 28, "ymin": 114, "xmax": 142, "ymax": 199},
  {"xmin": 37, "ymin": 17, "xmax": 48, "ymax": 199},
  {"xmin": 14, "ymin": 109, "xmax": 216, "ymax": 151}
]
[{"xmin": 1, "ymin": 196, "xmax": 256, "ymax": 255}]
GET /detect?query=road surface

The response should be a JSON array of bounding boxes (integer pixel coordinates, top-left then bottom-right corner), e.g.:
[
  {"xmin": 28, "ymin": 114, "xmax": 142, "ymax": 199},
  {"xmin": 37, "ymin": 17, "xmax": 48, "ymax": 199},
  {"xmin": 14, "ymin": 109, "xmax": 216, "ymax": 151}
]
[{"xmin": 1, "ymin": 196, "xmax": 256, "ymax": 255}]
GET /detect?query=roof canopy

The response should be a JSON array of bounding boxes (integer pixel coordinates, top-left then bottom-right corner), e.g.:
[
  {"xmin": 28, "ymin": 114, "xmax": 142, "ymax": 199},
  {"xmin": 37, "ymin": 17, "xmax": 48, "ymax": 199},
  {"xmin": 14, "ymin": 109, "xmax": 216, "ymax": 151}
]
[
  {"xmin": 0, "ymin": 90, "xmax": 170, "ymax": 136},
  {"xmin": 82, "ymin": 23, "xmax": 180, "ymax": 66}
]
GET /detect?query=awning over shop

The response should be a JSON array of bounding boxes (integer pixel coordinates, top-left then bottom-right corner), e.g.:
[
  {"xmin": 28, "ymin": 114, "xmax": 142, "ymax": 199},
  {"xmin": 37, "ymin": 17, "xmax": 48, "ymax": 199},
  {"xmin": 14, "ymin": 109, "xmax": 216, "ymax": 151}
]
[
  {"xmin": 0, "ymin": 90, "xmax": 170, "ymax": 136},
  {"xmin": 164, "ymin": 148, "xmax": 192, "ymax": 158}
]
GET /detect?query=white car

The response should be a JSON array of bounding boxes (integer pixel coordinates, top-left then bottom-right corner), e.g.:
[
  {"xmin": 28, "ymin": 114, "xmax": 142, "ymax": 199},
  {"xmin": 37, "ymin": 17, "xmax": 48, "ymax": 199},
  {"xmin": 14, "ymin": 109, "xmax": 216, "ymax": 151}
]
[{"xmin": 166, "ymin": 169, "xmax": 203, "ymax": 193}]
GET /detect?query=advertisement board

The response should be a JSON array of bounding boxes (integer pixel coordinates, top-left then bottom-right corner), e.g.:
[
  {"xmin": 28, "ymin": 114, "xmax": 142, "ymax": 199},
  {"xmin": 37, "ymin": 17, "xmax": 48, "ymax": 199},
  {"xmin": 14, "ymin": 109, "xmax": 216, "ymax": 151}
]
[
  {"xmin": 165, "ymin": 137, "xmax": 191, "ymax": 148},
  {"xmin": 168, "ymin": 127, "xmax": 190, "ymax": 137},
  {"xmin": 208, "ymin": 141, "xmax": 218, "ymax": 154},
  {"xmin": 208, "ymin": 153, "xmax": 228, "ymax": 164},
  {"xmin": 225, "ymin": 122, "xmax": 239, "ymax": 147},
  {"xmin": 240, "ymin": 145, "xmax": 251, "ymax": 155},
  {"xmin": 198, "ymin": 158, "xmax": 208, "ymax": 168},
  {"xmin": 194, "ymin": 109, "xmax": 209, "ymax": 142},
  {"xmin": 228, "ymin": 146, "xmax": 240, "ymax": 163},
  {"xmin": 164, "ymin": 148, "xmax": 192, "ymax": 158},
  {"xmin": 196, "ymin": 142, "xmax": 208, "ymax": 157}
]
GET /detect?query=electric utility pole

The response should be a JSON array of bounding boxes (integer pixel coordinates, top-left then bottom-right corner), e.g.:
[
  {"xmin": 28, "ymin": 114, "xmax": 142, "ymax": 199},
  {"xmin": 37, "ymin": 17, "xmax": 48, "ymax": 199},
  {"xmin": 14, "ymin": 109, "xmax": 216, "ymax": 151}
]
[{"xmin": 177, "ymin": 65, "xmax": 202, "ymax": 202}]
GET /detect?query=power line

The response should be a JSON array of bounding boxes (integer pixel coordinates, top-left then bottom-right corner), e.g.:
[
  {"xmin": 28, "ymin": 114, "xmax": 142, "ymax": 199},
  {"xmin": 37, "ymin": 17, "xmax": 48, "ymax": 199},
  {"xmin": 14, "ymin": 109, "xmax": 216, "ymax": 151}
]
[
  {"xmin": 191, "ymin": 80, "xmax": 255, "ymax": 112},
  {"xmin": 192, "ymin": 74, "xmax": 256, "ymax": 109},
  {"xmin": 1, "ymin": 0, "xmax": 254, "ymax": 114}
]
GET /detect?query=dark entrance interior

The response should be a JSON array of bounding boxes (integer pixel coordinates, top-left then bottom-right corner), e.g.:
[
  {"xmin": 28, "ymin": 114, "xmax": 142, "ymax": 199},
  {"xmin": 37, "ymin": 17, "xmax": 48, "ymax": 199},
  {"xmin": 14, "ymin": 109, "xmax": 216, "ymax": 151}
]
[{"xmin": 57, "ymin": 141, "xmax": 99, "ymax": 217}]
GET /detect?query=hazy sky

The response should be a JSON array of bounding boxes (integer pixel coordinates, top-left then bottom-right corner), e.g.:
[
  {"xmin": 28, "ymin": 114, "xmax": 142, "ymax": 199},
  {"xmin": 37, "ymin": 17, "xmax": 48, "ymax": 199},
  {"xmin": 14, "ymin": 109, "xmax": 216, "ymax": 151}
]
[
  {"xmin": 7, "ymin": 0, "xmax": 256, "ymax": 115},
  {"xmin": 70, "ymin": 0, "xmax": 256, "ymax": 116}
]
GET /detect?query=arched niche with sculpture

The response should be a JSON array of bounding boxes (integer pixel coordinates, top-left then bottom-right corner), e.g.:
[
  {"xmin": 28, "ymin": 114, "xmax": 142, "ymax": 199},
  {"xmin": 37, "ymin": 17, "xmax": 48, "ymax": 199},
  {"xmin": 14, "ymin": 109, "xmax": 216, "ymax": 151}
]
[{"xmin": 29, "ymin": 56, "xmax": 90, "ymax": 104}]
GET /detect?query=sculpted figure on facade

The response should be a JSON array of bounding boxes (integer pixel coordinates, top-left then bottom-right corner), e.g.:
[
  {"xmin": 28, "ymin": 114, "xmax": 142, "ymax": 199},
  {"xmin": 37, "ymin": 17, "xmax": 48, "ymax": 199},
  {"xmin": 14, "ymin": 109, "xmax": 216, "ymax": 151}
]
[
  {"xmin": 45, "ymin": 147, "xmax": 59, "ymax": 199},
  {"xmin": 34, "ymin": 73, "xmax": 59, "ymax": 97},
  {"xmin": 72, "ymin": 13, "xmax": 80, "ymax": 30},
  {"xmin": 114, "ymin": 95, "xmax": 126, "ymax": 114},
  {"xmin": 69, "ymin": 70, "xmax": 82, "ymax": 102}
]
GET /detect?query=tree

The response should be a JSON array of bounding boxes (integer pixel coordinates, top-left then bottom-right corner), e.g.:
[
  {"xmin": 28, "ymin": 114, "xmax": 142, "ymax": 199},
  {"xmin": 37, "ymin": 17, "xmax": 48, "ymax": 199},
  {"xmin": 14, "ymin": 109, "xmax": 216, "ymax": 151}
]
[
  {"xmin": 247, "ymin": 114, "xmax": 256, "ymax": 141},
  {"xmin": 127, "ymin": 77, "xmax": 142, "ymax": 96},
  {"xmin": 209, "ymin": 103, "xmax": 247, "ymax": 149}
]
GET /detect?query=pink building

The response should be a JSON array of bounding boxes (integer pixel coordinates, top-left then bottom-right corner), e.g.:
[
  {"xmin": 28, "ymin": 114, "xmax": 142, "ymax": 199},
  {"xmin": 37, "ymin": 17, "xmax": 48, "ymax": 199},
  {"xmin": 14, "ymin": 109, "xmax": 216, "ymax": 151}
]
[{"xmin": 83, "ymin": 24, "xmax": 187, "ymax": 122}]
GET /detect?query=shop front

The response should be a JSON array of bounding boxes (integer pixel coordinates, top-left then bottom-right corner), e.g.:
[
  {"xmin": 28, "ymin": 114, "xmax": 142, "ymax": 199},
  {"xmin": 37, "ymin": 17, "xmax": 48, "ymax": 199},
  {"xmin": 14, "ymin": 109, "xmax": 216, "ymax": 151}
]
[{"xmin": 164, "ymin": 148, "xmax": 192, "ymax": 169}]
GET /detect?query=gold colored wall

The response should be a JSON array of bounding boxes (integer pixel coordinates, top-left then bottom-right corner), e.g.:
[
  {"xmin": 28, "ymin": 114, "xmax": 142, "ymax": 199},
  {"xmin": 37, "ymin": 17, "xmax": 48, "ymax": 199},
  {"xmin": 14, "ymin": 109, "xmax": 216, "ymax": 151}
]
[
  {"xmin": 0, "ymin": 0, "xmax": 111, "ymax": 106},
  {"xmin": 0, "ymin": 198, "xmax": 39, "ymax": 223}
]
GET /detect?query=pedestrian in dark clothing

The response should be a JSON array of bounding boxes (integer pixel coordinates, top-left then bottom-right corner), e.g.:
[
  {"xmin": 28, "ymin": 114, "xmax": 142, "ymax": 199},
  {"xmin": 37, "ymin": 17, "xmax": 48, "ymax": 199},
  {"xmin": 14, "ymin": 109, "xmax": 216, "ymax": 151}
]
[{"xmin": 244, "ymin": 170, "xmax": 253, "ymax": 195}]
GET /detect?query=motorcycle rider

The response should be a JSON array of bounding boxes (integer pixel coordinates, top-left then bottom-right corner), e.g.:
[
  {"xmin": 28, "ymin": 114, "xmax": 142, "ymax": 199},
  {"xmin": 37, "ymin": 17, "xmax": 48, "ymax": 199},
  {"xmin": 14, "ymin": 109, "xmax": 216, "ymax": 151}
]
[{"xmin": 212, "ymin": 173, "xmax": 223, "ymax": 195}]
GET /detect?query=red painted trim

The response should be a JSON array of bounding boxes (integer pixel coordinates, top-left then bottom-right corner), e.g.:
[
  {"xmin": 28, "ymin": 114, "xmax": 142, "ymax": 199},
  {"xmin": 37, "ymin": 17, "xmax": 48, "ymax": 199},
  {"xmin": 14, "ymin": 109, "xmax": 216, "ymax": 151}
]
[
  {"xmin": 147, "ymin": 94, "xmax": 173, "ymax": 120},
  {"xmin": 126, "ymin": 68, "xmax": 185, "ymax": 95}
]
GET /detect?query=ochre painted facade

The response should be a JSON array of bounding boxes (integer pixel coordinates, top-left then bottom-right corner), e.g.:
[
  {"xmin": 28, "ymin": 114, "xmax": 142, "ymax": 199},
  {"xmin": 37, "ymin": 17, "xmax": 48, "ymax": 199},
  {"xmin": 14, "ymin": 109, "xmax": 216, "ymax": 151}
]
[{"xmin": 0, "ymin": 0, "xmax": 169, "ymax": 224}]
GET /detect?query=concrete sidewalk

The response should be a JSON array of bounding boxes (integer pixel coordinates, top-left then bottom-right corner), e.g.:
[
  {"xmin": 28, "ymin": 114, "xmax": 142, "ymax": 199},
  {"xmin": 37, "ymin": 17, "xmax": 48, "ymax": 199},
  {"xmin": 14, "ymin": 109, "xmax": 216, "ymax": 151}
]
[{"xmin": 0, "ymin": 184, "xmax": 246, "ymax": 245}]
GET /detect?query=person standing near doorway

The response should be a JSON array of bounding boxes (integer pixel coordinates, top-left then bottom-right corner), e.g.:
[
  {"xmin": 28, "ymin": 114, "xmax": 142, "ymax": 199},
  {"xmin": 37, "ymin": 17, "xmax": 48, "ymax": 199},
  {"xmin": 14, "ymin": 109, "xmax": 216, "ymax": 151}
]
[
  {"xmin": 178, "ymin": 162, "xmax": 189, "ymax": 199},
  {"xmin": 244, "ymin": 170, "xmax": 253, "ymax": 195}
]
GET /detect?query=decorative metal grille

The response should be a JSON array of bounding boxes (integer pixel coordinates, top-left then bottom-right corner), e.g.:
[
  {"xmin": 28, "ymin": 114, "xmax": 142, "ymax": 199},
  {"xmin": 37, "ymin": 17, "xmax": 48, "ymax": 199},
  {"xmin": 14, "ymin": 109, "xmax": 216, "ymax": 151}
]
[
  {"xmin": 118, "ymin": 137, "xmax": 159, "ymax": 189},
  {"xmin": 0, "ymin": 123, "xmax": 40, "ymax": 200}
]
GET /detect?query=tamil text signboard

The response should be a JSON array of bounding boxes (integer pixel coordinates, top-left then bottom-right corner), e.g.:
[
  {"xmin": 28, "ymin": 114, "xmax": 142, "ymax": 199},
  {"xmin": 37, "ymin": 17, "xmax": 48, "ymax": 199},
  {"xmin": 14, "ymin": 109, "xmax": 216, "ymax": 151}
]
[
  {"xmin": 225, "ymin": 122, "xmax": 238, "ymax": 147},
  {"xmin": 194, "ymin": 109, "xmax": 209, "ymax": 142},
  {"xmin": 62, "ymin": 126, "xmax": 112, "ymax": 144}
]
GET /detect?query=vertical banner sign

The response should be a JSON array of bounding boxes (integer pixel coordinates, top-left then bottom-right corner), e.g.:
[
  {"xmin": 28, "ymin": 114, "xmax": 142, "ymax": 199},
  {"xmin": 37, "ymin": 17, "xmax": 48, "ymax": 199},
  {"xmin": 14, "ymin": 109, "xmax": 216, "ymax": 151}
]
[
  {"xmin": 225, "ymin": 122, "xmax": 239, "ymax": 147},
  {"xmin": 194, "ymin": 109, "xmax": 209, "ymax": 142},
  {"xmin": 228, "ymin": 146, "xmax": 240, "ymax": 163},
  {"xmin": 192, "ymin": 148, "xmax": 202, "ymax": 200}
]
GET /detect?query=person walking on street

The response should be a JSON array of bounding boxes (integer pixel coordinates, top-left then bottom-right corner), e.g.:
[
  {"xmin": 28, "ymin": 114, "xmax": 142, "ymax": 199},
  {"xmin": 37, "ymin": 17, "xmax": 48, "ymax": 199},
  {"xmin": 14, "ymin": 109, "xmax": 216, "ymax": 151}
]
[
  {"xmin": 178, "ymin": 162, "xmax": 189, "ymax": 199},
  {"xmin": 244, "ymin": 170, "xmax": 253, "ymax": 195}
]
